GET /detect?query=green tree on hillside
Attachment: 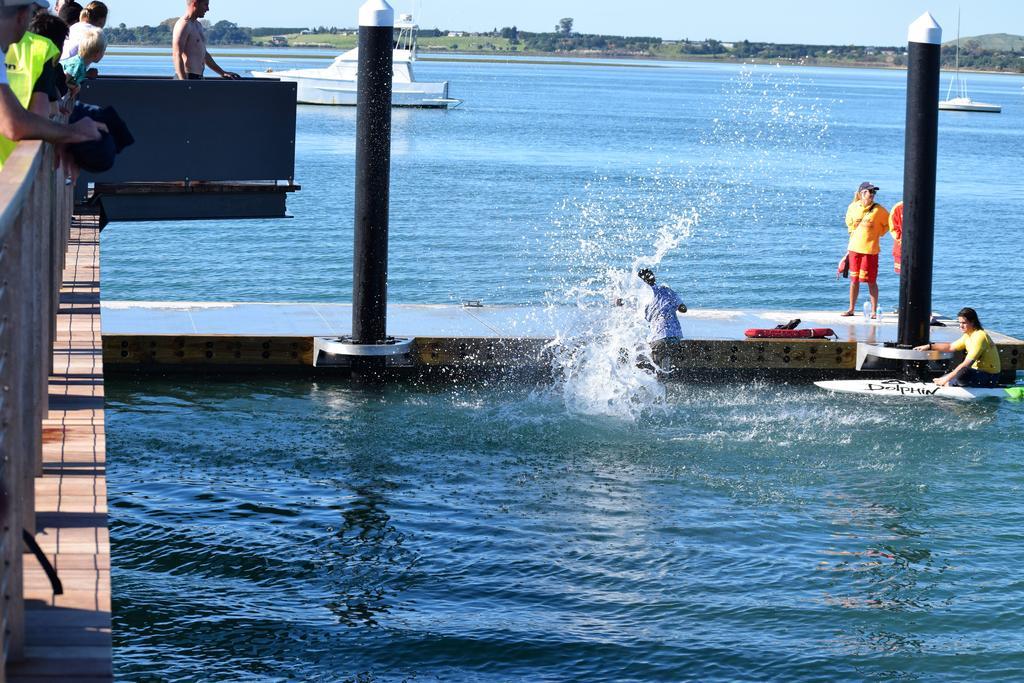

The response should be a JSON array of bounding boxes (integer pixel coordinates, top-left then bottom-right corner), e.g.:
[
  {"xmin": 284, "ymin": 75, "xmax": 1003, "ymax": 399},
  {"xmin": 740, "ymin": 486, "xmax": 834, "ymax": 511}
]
[
  {"xmin": 557, "ymin": 17, "xmax": 573, "ymax": 35},
  {"xmin": 206, "ymin": 20, "xmax": 250, "ymax": 44},
  {"xmin": 104, "ymin": 18, "xmax": 253, "ymax": 45}
]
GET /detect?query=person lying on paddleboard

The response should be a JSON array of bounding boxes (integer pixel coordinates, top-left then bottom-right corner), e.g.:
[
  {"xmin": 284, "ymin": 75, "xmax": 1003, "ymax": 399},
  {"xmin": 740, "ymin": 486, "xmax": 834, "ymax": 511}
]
[
  {"xmin": 637, "ymin": 268, "xmax": 687, "ymax": 362},
  {"xmin": 914, "ymin": 307, "xmax": 1002, "ymax": 387}
]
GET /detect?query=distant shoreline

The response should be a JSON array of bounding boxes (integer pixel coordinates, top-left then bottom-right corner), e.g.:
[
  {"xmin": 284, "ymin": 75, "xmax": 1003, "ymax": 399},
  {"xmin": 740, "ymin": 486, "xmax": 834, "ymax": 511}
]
[{"xmin": 106, "ymin": 44, "xmax": 1024, "ymax": 76}]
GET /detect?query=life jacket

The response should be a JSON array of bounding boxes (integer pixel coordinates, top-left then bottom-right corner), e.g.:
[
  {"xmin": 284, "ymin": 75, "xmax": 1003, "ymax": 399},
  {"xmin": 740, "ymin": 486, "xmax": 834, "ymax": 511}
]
[{"xmin": 0, "ymin": 32, "xmax": 60, "ymax": 167}]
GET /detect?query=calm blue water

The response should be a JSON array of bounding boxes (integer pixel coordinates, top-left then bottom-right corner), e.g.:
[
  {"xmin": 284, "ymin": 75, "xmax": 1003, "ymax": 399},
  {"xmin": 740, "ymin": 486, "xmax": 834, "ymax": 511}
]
[
  {"xmin": 100, "ymin": 50, "xmax": 1024, "ymax": 331},
  {"xmin": 100, "ymin": 51, "xmax": 1024, "ymax": 681}
]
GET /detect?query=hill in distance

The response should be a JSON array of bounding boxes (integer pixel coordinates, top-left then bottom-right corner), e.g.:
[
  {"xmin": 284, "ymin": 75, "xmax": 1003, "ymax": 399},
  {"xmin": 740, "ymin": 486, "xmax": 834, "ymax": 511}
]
[{"xmin": 943, "ymin": 33, "xmax": 1024, "ymax": 51}]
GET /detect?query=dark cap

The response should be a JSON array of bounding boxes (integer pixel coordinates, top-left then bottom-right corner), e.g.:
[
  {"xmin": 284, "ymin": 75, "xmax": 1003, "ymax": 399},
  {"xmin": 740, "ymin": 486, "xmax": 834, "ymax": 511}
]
[
  {"xmin": 0, "ymin": 0, "xmax": 50, "ymax": 8},
  {"xmin": 858, "ymin": 182, "xmax": 879, "ymax": 193}
]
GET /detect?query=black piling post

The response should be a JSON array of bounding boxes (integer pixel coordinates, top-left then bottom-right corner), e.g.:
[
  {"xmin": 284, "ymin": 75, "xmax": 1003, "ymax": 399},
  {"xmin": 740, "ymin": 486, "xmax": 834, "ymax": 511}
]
[
  {"xmin": 898, "ymin": 13, "xmax": 942, "ymax": 351},
  {"xmin": 352, "ymin": 0, "xmax": 394, "ymax": 348}
]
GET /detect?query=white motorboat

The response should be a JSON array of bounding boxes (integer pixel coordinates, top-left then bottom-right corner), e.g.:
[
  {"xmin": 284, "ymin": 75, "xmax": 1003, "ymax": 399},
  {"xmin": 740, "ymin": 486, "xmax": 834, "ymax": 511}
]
[
  {"xmin": 938, "ymin": 95, "xmax": 1001, "ymax": 113},
  {"xmin": 252, "ymin": 14, "xmax": 461, "ymax": 108},
  {"xmin": 938, "ymin": 12, "xmax": 1001, "ymax": 113}
]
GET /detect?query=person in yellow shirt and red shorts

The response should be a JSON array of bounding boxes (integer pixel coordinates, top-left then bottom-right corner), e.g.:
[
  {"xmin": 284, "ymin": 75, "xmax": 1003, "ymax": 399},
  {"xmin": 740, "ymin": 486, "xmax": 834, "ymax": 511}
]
[
  {"xmin": 841, "ymin": 182, "xmax": 890, "ymax": 317},
  {"xmin": 914, "ymin": 307, "xmax": 1002, "ymax": 387}
]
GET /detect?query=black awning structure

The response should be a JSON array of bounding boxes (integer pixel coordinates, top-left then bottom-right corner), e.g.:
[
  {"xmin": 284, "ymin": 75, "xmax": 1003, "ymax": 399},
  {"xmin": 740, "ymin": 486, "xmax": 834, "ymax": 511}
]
[{"xmin": 77, "ymin": 76, "xmax": 300, "ymax": 225}]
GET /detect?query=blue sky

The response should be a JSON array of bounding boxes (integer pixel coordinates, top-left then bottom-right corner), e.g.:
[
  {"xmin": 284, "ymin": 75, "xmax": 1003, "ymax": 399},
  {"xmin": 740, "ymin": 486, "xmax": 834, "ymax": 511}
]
[{"xmin": 114, "ymin": 1, "xmax": 1022, "ymax": 46}]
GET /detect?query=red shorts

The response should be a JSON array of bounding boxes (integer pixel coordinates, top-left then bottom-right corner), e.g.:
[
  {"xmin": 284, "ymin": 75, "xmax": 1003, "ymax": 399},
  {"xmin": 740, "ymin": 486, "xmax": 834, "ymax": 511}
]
[{"xmin": 848, "ymin": 251, "xmax": 878, "ymax": 283}]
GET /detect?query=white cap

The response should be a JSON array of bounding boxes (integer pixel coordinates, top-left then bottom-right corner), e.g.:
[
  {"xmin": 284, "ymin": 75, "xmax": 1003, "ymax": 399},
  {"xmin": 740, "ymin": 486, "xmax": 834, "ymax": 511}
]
[
  {"xmin": 908, "ymin": 12, "xmax": 942, "ymax": 45},
  {"xmin": 359, "ymin": 0, "xmax": 394, "ymax": 28}
]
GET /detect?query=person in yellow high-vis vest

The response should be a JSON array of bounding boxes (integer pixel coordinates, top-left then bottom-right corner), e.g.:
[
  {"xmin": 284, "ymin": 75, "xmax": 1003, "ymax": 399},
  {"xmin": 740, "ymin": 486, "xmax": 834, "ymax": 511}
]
[
  {"xmin": 0, "ymin": 0, "xmax": 105, "ymax": 170},
  {"xmin": 6, "ymin": 28, "xmax": 57, "ymax": 110},
  {"xmin": 2, "ymin": 28, "xmax": 60, "ymax": 162}
]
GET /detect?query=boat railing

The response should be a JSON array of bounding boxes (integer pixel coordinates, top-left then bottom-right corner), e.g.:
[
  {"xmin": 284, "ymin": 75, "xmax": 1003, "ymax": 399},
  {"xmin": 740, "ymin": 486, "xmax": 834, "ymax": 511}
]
[
  {"xmin": 395, "ymin": 21, "xmax": 417, "ymax": 57},
  {"xmin": 0, "ymin": 138, "xmax": 74, "ymax": 668}
]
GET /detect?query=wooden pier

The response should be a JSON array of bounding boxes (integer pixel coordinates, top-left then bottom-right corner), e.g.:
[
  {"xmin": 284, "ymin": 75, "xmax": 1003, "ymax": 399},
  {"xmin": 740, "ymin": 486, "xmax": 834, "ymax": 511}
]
[
  {"xmin": 8, "ymin": 218, "xmax": 111, "ymax": 682},
  {"xmin": 0, "ymin": 138, "xmax": 111, "ymax": 682}
]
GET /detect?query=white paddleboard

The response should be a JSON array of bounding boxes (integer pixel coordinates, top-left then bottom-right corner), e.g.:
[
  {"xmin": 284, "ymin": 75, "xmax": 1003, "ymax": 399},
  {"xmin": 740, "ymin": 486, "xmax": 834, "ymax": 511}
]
[{"xmin": 815, "ymin": 378, "xmax": 1019, "ymax": 401}]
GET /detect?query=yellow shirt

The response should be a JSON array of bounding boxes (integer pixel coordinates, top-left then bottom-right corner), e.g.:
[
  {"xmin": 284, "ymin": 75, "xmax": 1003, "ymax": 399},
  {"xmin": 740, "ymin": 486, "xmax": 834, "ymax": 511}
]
[
  {"xmin": 845, "ymin": 201, "xmax": 890, "ymax": 255},
  {"xmin": 951, "ymin": 329, "xmax": 1001, "ymax": 375}
]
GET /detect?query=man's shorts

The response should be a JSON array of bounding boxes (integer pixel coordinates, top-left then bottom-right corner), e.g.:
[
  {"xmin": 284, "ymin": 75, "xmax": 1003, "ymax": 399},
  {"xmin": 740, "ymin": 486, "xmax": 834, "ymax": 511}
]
[
  {"xmin": 951, "ymin": 368, "xmax": 1002, "ymax": 388},
  {"xmin": 848, "ymin": 251, "xmax": 879, "ymax": 284}
]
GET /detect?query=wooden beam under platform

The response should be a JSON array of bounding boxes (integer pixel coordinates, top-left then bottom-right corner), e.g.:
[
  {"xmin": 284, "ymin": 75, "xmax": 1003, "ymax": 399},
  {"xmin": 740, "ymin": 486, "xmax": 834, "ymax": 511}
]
[{"xmin": 88, "ymin": 181, "xmax": 301, "ymax": 225}]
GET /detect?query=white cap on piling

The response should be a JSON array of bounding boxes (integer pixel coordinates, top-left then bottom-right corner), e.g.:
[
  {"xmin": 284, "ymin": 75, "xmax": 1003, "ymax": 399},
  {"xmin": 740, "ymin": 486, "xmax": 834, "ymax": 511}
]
[
  {"xmin": 359, "ymin": 0, "xmax": 395, "ymax": 27},
  {"xmin": 908, "ymin": 12, "xmax": 942, "ymax": 45}
]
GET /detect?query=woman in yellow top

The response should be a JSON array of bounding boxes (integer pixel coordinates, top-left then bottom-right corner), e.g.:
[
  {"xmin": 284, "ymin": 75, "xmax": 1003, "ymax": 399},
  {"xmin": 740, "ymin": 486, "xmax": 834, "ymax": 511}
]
[
  {"xmin": 841, "ymin": 182, "xmax": 890, "ymax": 317},
  {"xmin": 914, "ymin": 307, "xmax": 1002, "ymax": 387}
]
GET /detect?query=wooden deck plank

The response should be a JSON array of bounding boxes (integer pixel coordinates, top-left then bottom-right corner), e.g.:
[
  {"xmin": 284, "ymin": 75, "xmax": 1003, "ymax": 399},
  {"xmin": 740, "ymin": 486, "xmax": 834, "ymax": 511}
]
[{"xmin": 9, "ymin": 221, "xmax": 112, "ymax": 682}]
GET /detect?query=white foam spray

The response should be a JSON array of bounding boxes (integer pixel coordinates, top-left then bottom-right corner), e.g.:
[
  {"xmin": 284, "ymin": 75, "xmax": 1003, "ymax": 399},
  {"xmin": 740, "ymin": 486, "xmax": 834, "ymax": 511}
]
[
  {"xmin": 547, "ymin": 214, "xmax": 696, "ymax": 421},
  {"xmin": 544, "ymin": 65, "xmax": 835, "ymax": 420}
]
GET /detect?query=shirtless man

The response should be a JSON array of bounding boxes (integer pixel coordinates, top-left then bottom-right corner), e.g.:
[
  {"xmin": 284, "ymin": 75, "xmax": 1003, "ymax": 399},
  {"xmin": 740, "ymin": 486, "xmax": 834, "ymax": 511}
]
[{"xmin": 172, "ymin": 0, "xmax": 240, "ymax": 80}]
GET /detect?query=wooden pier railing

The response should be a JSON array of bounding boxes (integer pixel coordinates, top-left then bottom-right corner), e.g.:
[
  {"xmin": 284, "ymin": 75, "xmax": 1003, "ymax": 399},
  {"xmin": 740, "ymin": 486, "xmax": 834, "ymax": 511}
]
[{"xmin": 0, "ymin": 140, "xmax": 73, "ymax": 677}]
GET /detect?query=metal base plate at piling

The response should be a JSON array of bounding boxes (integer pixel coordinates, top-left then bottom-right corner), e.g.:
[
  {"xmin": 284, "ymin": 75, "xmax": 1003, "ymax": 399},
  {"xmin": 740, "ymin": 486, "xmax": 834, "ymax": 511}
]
[
  {"xmin": 855, "ymin": 342, "xmax": 952, "ymax": 371},
  {"xmin": 313, "ymin": 336, "xmax": 413, "ymax": 367}
]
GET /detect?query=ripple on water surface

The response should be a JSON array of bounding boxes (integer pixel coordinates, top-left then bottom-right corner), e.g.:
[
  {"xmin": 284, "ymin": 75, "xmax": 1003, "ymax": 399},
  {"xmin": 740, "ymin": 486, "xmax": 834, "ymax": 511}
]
[
  {"xmin": 107, "ymin": 377, "xmax": 1024, "ymax": 681},
  {"xmin": 97, "ymin": 49, "xmax": 1024, "ymax": 682}
]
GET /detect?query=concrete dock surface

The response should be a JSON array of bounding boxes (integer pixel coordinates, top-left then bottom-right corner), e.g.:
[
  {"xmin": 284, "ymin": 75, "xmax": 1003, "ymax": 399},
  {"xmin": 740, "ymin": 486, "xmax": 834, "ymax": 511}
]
[{"xmin": 101, "ymin": 301, "xmax": 1021, "ymax": 345}]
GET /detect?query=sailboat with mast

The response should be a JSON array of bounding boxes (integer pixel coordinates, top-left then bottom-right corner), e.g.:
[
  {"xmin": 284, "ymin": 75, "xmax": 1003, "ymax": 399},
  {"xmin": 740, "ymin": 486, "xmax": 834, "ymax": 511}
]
[{"xmin": 938, "ymin": 10, "xmax": 1001, "ymax": 113}]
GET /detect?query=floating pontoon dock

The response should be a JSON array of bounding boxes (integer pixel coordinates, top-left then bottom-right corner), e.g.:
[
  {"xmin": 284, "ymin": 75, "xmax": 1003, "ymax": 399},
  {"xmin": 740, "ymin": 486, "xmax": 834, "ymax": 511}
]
[{"xmin": 101, "ymin": 302, "xmax": 1023, "ymax": 379}]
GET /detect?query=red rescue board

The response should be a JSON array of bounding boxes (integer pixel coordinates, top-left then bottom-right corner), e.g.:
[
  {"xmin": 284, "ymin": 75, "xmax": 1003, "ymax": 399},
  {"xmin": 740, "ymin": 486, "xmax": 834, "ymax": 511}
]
[{"xmin": 744, "ymin": 328, "xmax": 836, "ymax": 339}]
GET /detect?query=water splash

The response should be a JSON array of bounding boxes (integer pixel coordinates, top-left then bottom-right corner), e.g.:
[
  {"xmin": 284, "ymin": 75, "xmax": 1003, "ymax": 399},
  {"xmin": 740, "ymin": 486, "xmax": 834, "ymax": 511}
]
[
  {"xmin": 546, "ymin": 215, "xmax": 697, "ymax": 421},
  {"xmin": 543, "ymin": 65, "xmax": 836, "ymax": 420}
]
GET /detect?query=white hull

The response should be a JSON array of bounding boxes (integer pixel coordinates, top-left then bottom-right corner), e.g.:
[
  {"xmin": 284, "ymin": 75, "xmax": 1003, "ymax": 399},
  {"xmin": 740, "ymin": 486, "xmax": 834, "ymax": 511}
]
[
  {"xmin": 252, "ymin": 69, "xmax": 458, "ymax": 108},
  {"xmin": 939, "ymin": 97, "xmax": 1001, "ymax": 113},
  {"xmin": 815, "ymin": 378, "xmax": 1015, "ymax": 401},
  {"xmin": 252, "ymin": 16, "xmax": 461, "ymax": 109},
  {"xmin": 941, "ymin": 16, "xmax": 1000, "ymax": 114}
]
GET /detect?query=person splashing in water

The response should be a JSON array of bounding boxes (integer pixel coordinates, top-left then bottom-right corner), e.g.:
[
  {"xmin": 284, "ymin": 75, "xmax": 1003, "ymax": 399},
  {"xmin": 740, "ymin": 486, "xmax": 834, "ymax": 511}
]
[{"xmin": 637, "ymin": 268, "xmax": 687, "ymax": 369}]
